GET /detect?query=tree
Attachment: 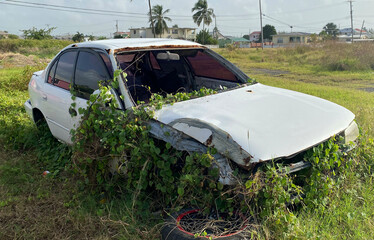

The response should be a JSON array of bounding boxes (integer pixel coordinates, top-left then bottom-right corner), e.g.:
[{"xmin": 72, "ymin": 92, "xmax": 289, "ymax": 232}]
[
  {"xmin": 21, "ymin": 26, "xmax": 56, "ymax": 40},
  {"xmin": 192, "ymin": 0, "xmax": 215, "ymax": 44},
  {"xmin": 131, "ymin": 0, "xmax": 155, "ymax": 38},
  {"xmin": 88, "ymin": 35, "xmax": 95, "ymax": 41},
  {"xmin": 243, "ymin": 34, "xmax": 250, "ymax": 40},
  {"xmin": 72, "ymin": 32, "xmax": 84, "ymax": 42},
  {"xmin": 322, "ymin": 23, "xmax": 339, "ymax": 38},
  {"xmin": 262, "ymin": 24, "xmax": 276, "ymax": 41},
  {"xmin": 196, "ymin": 29, "xmax": 217, "ymax": 45},
  {"xmin": 148, "ymin": 5, "xmax": 172, "ymax": 38}
]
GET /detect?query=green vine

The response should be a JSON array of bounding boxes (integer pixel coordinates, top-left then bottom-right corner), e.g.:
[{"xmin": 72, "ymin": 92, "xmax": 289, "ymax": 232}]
[{"xmin": 69, "ymin": 70, "xmax": 358, "ymax": 234}]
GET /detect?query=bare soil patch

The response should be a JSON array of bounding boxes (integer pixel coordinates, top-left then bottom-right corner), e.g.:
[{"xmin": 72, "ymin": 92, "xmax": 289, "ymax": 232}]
[
  {"xmin": 251, "ymin": 68, "xmax": 290, "ymax": 76},
  {"xmin": 359, "ymin": 87, "xmax": 374, "ymax": 93},
  {"xmin": 0, "ymin": 52, "xmax": 49, "ymax": 68}
]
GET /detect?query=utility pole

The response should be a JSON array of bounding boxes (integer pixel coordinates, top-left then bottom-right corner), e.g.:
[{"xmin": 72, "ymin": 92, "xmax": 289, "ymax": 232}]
[
  {"xmin": 349, "ymin": 0, "xmax": 354, "ymax": 43},
  {"xmin": 259, "ymin": 0, "xmax": 264, "ymax": 50},
  {"xmin": 214, "ymin": 16, "xmax": 217, "ymax": 38},
  {"xmin": 360, "ymin": 20, "xmax": 365, "ymax": 38},
  {"xmin": 148, "ymin": 0, "xmax": 156, "ymax": 38},
  {"xmin": 116, "ymin": 20, "xmax": 119, "ymax": 33}
]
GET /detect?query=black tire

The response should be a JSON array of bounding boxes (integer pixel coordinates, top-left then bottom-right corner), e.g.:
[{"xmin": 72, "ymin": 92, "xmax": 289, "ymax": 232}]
[{"xmin": 161, "ymin": 208, "xmax": 251, "ymax": 240}]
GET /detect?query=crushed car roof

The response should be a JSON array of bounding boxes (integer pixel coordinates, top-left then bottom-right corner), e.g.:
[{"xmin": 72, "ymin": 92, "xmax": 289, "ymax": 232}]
[{"xmin": 68, "ymin": 38, "xmax": 203, "ymax": 53}]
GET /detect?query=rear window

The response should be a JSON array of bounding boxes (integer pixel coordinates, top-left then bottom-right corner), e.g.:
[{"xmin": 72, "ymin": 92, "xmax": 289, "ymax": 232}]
[
  {"xmin": 187, "ymin": 51, "xmax": 237, "ymax": 82},
  {"xmin": 54, "ymin": 51, "xmax": 77, "ymax": 90},
  {"xmin": 98, "ymin": 52, "xmax": 113, "ymax": 78},
  {"xmin": 75, "ymin": 51, "xmax": 109, "ymax": 99}
]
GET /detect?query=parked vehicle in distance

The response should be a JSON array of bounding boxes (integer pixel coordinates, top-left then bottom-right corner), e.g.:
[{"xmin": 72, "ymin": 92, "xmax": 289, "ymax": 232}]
[{"xmin": 25, "ymin": 38, "xmax": 358, "ymax": 182}]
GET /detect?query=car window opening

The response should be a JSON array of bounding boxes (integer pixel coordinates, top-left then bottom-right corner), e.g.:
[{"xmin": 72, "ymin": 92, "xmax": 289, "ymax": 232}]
[{"xmin": 116, "ymin": 49, "xmax": 241, "ymax": 104}]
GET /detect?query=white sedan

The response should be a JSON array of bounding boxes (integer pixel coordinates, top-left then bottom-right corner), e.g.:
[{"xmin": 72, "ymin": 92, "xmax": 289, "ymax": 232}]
[{"xmin": 25, "ymin": 39, "xmax": 359, "ymax": 184}]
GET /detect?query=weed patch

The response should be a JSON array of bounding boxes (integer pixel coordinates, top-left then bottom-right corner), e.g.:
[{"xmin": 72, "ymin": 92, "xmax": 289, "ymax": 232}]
[
  {"xmin": 1, "ymin": 46, "xmax": 374, "ymax": 238},
  {"xmin": 0, "ymin": 39, "xmax": 73, "ymax": 58}
]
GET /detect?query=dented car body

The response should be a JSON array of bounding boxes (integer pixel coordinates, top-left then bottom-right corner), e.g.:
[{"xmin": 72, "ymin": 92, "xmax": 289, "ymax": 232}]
[{"xmin": 25, "ymin": 39, "xmax": 359, "ymax": 184}]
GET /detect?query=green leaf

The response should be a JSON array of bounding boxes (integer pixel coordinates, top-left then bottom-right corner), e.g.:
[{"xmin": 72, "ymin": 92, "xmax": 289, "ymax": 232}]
[{"xmin": 177, "ymin": 186, "xmax": 184, "ymax": 196}]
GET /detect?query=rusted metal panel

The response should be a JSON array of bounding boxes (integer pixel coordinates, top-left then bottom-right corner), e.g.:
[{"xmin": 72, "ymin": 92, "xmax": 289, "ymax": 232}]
[
  {"xmin": 148, "ymin": 120, "xmax": 237, "ymax": 185},
  {"xmin": 113, "ymin": 45, "xmax": 204, "ymax": 54},
  {"xmin": 168, "ymin": 118, "xmax": 253, "ymax": 168}
]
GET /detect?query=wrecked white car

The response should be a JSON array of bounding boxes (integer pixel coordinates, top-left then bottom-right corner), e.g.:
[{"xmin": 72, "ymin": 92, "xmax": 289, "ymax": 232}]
[{"xmin": 25, "ymin": 39, "xmax": 359, "ymax": 184}]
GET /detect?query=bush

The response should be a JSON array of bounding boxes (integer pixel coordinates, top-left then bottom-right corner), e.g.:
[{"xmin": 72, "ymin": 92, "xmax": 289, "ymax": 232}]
[
  {"xmin": 8, "ymin": 34, "xmax": 19, "ymax": 39},
  {"xmin": 196, "ymin": 29, "xmax": 218, "ymax": 45},
  {"xmin": 21, "ymin": 26, "xmax": 56, "ymax": 40}
]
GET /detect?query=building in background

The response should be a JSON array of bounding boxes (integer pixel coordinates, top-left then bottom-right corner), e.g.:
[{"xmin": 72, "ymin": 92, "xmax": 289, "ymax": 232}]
[
  {"xmin": 0, "ymin": 31, "xmax": 9, "ymax": 38},
  {"xmin": 129, "ymin": 27, "xmax": 196, "ymax": 41},
  {"xmin": 113, "ymin": 31, "xmax": 130, "ymax": 38},
  {"xmin": 339, "ymin": 28, "xmax": 367, "ymax": 36},
  {"xmin": 249, "ymin": 31, "xmax": 261, "ymax": 42},
  {"xmin": 272, "ymin": 32, "xmax": 311, "ymax": 46}
]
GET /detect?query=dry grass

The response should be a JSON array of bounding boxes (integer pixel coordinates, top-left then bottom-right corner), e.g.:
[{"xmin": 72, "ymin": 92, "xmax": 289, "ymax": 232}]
[
  {"xmin": 0, "ymin": 52, "xmax": 50, "ymax": 68},
  {"xmin": 0, "ymin": 148, "xmax": 162, "ymax": 240}
]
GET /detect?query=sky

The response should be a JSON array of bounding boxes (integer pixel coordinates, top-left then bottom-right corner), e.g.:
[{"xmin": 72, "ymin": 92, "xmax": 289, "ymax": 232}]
[{"xmin": 0, "ymin": 0, "xmax": 373, "ymax": 37}]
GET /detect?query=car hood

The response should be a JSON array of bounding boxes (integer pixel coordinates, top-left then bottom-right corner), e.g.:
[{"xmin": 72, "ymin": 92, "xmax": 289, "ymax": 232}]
[{"xmin": 153, "ymin": 83, "xmax": 355, "ymax": 163}]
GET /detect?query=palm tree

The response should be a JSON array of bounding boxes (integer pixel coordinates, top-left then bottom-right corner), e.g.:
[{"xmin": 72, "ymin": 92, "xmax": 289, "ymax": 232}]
[
  {"xmin": 191, "ymin": 0, "xmax": 215, "ymax": 44},
  {"xmin": 130, "ymin": 0, "xmax": 156, "ymax": 38},
  {"xmin": 148, "ymin": 5, "xmax": 172, "ymax": 38}
]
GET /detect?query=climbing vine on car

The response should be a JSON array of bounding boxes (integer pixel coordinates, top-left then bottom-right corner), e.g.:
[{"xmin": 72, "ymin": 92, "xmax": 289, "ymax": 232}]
[{"xmin": 70, "ymin": 69, "xmax": 358, "ymax": 237}]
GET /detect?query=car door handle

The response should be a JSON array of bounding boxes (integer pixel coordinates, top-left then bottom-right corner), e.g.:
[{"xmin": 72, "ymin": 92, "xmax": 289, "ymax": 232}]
[
  {"xmin": 42, "ymin": 95, "xmax": 47, "ymax": 100},
  {"xmin": 68, "ymin": 107, "xmax": 77, "ymax": 117}
]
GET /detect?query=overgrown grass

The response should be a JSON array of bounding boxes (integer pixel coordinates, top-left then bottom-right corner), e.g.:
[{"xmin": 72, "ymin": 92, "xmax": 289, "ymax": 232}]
[
  {"xmin": 0, "ymin": 39, "xmax": 73, "ymax": 58},
  {"xmin": 218, "ymin": 41, "xmax": 374, "ymax": 72},
  {"xmin": 0, "ymin": 66, "xmax": 162, "ymax": 239},
  {"xmin": 1, "ymin": 43, "xmax": 374, "ymax": 239}
]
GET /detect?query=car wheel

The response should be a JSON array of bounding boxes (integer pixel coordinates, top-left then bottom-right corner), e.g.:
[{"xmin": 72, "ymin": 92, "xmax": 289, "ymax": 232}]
[{"xmin": 161, "ymin": 208, "xmax": 251, "ymax": 240}]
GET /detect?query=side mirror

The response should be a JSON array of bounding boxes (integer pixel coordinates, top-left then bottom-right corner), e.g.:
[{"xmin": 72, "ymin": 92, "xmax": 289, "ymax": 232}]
[{"xmin": 156, "ymin": 51, "xmax": 180, "ymax": 61}]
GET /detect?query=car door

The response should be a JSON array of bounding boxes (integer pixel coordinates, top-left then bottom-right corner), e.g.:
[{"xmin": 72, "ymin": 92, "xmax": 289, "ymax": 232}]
[
  {"xmin": 42, "ymin": 48, "xmax": 113, "ymax": 144},
  {"xmin": 70, "ymin": 49, "xmax": 113, "ymax": 135},
  {"xmin": 42, "ymin": 49, "xmax": 78, "ymax": 143}
]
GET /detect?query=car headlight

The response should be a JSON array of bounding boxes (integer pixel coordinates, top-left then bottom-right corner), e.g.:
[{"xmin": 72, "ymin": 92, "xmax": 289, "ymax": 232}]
[{"xmin": 344, "ymin": 121, "xmax": 359, "ymax": 145}]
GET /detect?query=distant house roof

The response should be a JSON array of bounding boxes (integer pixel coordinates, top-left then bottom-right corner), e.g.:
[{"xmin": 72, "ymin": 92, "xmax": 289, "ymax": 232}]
[
  {"xmin": 250, "ymin": 31, "xmax": 261, "ymax": 35},
  {"xmin": 114, "ymin": 31, "xmax": 130, "ymax": 35},
  {"xmin": 227, "ymin": 37, "xmax": 250, "ymax": 42},
  {"xmin": 272, "ymin": 32, "xmax": 311, "ymax": 37},
  {"xmin": 0, "ymin": 31, "xmax": 8, "ymax": 36},
  {"xmin": 339, "ymin": 28, "xmax": 367, "ymax": 35},
  {"xmin": 130, "ymin": 27, "xmax": 196, "ymax": 30},
  {"xmin": 355, "ymin": 28, "xmax": 367, "ymax": 33}
]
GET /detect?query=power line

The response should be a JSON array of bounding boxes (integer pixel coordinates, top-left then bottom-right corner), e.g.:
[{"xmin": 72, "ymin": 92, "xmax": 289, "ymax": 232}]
[
  {"xmin": 4, "ymin": 0, "xmax": 147, "ymax": 16},
  {"xmin": 2, "ymin": 0, "xmax": 258, "ymax": 19},
  {"xmin": 0, "ymin": 1, "xmax": 148, "ymax": 19},
  {"xmin": 349, "ymin": 0, "xmax": 354, "ymax": 43},
  {"xmin": 266, "ymin": 2, "xmax": 345, "ymax": 15}
]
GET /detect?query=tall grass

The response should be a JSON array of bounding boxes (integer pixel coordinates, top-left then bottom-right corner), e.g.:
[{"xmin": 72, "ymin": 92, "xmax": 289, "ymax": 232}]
[
  {"xmin": 218, "ymin": 41, "xmax": 374, "ymax": 72},
  {"xmin": 1, "ymin": 43, "xmax": 374, "ymax": 239},
  {"xmin": 0, "ymin": 39, "xmax": 73, "ymax": 58}
]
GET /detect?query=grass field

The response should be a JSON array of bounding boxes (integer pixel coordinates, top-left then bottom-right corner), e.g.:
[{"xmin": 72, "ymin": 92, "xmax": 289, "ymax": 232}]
[{"xmin": 1, "ymin": 41, "xmax": 374, "ymax": 239}]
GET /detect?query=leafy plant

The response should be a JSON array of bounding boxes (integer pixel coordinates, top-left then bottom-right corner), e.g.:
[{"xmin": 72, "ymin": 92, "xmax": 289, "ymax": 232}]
[{"xmin": 21, "ymin": 26, "xmax": 56, "ymax": 40}]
